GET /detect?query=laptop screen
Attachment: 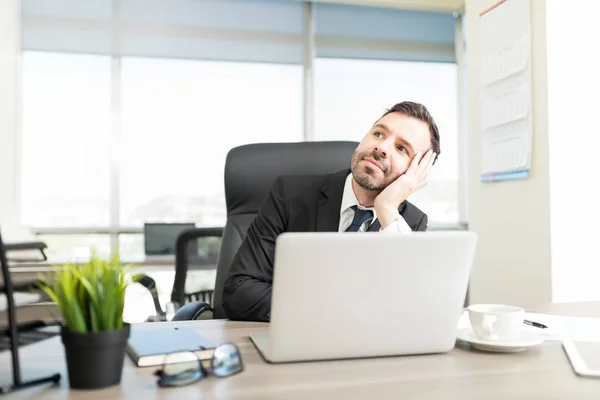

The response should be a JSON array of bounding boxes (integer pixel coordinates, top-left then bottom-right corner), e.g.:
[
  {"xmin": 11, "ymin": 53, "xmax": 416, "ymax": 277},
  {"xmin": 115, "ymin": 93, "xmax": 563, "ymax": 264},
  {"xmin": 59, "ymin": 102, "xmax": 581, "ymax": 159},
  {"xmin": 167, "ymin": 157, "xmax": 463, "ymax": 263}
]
[{"xmin": 144, "ymin": 223, "xmax": 196, "ymax": 256}]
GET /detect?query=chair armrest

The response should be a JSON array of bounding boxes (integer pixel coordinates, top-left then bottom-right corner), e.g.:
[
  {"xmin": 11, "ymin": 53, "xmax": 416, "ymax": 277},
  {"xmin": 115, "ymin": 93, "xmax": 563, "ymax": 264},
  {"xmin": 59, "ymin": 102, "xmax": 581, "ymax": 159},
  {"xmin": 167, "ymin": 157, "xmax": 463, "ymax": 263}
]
[
  {"xmin": 0, "ymin": 279, "xmax": 42, "ymax": 293},
  {"xmin": 172, "ymin": 227, "xmax": 223, "ymax": 306},
  {"xmin": 171, "ymin": 301, "xmax": 214, "ymax": 321},
  {"xmin": 136, "ymin": 274, "xmax": 165, "ymax": 318},
  {"xmin": 4, "ymin": 241, "xmax": 48, "ymax": 262}
]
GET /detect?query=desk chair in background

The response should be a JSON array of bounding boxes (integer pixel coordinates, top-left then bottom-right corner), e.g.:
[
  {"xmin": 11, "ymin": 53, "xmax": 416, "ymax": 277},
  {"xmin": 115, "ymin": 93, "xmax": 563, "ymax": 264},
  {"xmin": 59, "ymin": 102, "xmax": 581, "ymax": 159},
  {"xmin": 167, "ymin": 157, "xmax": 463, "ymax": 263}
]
[
  {"xmin": 0, "ymin": 228, "xmax": 61, "ymax": 394},
  {"xmin": 169, "ymin": 141, "xmax": 359, "ymax": 321},
  {"xmin": 139, "ymin": 227, "xmax": 224, "ymax": 321},
  {"xmin": 137, "ymin": 222, "xmax": 223, "ymax": 321}
]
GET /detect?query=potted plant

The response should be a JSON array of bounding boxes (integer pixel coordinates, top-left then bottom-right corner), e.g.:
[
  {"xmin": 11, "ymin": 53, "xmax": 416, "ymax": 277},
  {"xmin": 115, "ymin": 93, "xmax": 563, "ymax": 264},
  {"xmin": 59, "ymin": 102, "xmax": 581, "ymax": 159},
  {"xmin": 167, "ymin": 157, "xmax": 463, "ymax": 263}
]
[{"xmin": 38, "ymin": 251, "xmax": 139, "ymax": 390}]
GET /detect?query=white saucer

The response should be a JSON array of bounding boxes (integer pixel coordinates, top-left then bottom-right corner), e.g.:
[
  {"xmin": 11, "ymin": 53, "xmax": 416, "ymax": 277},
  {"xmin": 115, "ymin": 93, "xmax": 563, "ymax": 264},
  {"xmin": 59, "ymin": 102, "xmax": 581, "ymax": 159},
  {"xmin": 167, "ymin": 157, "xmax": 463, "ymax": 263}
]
[{"xmin": 457, "ymin": 328, "xmax": 544, "ymax": 353}]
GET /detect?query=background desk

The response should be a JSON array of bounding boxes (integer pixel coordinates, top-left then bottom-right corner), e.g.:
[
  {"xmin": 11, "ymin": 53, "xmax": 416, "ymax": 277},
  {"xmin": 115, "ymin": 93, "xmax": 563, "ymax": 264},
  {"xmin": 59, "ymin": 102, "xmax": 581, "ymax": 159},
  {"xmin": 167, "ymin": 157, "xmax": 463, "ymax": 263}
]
[
  {"xmin": 1, "ymin": 302, "xmax": 599, "ymax": 399},
  {"xmin": 5, "ymin": 260, "xmax": 217, "ymax": 325}
]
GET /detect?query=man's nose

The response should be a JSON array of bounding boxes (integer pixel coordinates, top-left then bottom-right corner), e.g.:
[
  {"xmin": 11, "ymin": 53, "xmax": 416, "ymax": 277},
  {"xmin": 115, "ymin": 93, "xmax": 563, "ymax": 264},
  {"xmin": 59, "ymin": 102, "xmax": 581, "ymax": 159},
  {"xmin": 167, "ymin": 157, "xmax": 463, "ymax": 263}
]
[{"xmin": 375, "ymin": 139, "xmax": 393, "ymax": 158}]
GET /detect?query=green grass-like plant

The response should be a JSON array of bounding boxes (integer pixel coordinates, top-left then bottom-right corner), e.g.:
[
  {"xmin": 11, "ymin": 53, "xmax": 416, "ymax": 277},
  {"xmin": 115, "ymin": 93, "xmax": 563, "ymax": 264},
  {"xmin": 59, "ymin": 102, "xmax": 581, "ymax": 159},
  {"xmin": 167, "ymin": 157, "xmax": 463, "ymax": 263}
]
[{"xmin": 37, "ymin": 250, "xmax": 140, "ymax": 334}]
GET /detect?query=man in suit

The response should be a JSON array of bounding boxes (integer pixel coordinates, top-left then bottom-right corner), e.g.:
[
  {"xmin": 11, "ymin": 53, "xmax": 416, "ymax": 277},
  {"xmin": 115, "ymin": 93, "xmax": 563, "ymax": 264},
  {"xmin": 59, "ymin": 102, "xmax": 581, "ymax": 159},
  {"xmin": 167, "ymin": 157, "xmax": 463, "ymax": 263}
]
[{"xmin": 222, "ymin": 101, "xmax": 440, "ymax": 322}]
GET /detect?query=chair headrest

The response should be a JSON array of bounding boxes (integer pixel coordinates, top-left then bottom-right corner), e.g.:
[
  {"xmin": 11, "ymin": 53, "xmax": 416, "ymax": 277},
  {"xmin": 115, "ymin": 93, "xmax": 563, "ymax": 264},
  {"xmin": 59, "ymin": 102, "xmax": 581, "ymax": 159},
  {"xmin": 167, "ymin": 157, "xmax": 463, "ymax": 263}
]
[{"xmin": 224, "ymin": 141, "xmax": 358, "ymax": 215}]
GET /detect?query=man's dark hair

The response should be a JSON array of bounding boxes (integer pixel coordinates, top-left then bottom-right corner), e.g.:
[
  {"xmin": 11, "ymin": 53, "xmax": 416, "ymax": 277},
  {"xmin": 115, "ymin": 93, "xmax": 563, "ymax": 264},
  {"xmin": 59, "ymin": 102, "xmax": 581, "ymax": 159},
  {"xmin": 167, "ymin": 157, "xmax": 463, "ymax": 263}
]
[{"xmin": 380, "ymin": 101, "xmax": 441, "ymax": 163}]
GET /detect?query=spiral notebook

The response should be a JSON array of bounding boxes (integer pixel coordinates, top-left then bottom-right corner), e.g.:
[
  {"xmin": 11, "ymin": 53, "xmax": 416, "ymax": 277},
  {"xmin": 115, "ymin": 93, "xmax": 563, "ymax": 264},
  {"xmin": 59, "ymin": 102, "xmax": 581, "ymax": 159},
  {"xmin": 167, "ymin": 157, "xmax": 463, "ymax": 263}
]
[{"xmin": 126, "ymin": 326, "xmax": 215, "ymax": 367}]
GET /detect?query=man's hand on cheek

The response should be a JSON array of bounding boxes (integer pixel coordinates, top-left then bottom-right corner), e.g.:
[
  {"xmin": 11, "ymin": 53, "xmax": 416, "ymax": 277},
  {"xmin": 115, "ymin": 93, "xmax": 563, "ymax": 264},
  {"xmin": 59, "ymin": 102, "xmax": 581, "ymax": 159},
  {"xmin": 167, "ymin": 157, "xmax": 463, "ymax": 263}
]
[{"xmin": 374, "ymin": 149, "xmax": 436, "ymax": 229}]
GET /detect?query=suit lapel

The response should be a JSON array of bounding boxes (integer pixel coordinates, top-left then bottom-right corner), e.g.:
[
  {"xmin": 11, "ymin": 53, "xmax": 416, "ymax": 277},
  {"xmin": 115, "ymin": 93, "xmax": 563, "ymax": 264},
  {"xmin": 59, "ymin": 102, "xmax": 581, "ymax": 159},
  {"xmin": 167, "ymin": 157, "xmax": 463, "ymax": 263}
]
[
  {"xmin": 367, "ymin": 219, "xmax": 381, "ymax": 232},
  {"xmin": 316, "ymin": 169, "xmax": 349, "ymax": 232}
]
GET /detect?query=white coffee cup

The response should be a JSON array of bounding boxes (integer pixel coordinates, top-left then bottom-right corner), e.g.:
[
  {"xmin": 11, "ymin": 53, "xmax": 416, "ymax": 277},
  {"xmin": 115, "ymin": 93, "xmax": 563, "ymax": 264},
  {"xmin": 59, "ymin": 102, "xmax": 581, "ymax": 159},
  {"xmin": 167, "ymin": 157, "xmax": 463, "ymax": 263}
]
[{"xmin": 468, "ymin": 304, "xmax": 524, "ymax": 341}]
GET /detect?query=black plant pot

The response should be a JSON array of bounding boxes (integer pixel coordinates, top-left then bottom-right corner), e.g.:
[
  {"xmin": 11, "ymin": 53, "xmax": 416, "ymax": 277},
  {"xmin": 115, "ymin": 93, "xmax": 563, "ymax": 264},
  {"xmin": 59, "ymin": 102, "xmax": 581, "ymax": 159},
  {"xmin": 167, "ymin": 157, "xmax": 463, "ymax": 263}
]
[{"xmin": 61, "ymin": 323, "xmax": 130, "ymax": 390}]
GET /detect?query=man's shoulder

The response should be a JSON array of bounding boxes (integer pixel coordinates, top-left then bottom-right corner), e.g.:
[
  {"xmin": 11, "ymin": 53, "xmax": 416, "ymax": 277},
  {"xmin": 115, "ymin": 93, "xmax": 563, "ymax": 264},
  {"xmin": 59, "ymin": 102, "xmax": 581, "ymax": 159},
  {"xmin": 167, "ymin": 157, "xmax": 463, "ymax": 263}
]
[
  {"xmin": 275, "ymin": 169, "xmax": 347, "ymax": 194},
  {"xmin": 277, "ymin": 172, "xmax": 335, "ymax": 185},
  {"xmin": 402, "ymin": 199, "xmax": 425, "ymax": 217},
  {"xmin": 400, "ymin": 199, "xmax": 427, "ymax": 229}
]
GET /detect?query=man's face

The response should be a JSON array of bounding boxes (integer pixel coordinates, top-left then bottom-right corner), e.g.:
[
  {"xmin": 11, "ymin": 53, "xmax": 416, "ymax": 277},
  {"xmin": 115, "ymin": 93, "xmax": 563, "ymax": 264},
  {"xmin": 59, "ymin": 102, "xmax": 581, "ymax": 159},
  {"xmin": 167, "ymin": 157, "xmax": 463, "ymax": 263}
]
[{"xmin": 351, "ymin": 112, "xmax": 432, "ymax": 191}]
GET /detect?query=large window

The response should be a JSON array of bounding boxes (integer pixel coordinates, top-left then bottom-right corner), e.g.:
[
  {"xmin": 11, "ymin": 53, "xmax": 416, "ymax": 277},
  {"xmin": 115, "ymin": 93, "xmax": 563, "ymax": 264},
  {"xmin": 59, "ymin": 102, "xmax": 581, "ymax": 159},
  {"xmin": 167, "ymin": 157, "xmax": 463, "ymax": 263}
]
[
  {"xmin": 314, "ymin": 58, "xmax": 459, "ymax": 223},
  {"xmin": 120, "ymin": 57, "xmax": 303, "ymax": 227},
  {"xmin": 18, "ymin": 0, "xmax": 461, "ymax": 260},
  {"xmin": 21, "ymin": 52, "xmax": 112, "ymax": 228},
  {"xmin": 20, "ymin": 51, "xmax": 303, "ymax": 259}
]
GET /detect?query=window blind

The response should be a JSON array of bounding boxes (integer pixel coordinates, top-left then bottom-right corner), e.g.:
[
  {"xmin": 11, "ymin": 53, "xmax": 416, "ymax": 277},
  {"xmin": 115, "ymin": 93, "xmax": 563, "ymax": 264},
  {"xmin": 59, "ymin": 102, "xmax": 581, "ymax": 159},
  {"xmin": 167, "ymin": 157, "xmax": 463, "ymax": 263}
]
[
  {"xmin": 22, "ymin": 0, "xmax": 306, "ymax": 64},
  {"xmin": 313, "ymin": 2, "xmax": 456, "ymax": 63},
  {"xmin": 22, "ymin": 0, "xmax": 456, "ymax": 64}
]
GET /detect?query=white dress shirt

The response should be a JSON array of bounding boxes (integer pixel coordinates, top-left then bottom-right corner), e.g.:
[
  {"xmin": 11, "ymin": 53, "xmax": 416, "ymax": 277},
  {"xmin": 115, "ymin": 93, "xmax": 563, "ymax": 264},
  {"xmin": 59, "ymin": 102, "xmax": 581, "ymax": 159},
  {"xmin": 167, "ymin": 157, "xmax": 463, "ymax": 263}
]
[{"xmin": 338, "ymin": 173, "xmax": 413, "ymax": 233}]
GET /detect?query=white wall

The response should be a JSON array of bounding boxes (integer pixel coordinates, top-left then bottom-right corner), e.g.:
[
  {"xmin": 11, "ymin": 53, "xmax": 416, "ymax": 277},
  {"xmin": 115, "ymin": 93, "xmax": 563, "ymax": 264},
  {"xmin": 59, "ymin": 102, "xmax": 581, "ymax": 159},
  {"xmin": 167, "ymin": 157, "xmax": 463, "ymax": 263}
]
[
  {"xmin": 546, "ymin": 0, "xmax": 600, "ymax": 302},
  {"xmin": 465, "ymin": 0, "xmax": 553, "ymax": 308},
  {"xmin": 0, "ymin": 0, "xmax": 24, "ymax": 240},
  {"xmin": 466, "ymin": 0, "xmax": 600, "ymax": 306}
]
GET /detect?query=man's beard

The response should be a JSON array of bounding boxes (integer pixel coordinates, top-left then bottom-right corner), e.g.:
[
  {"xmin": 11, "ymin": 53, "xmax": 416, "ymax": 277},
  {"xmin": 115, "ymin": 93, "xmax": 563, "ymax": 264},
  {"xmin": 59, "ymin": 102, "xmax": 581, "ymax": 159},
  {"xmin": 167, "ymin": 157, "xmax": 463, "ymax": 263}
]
[{"xmin": 350, "ymin": 150, "xmax": 393, "ymax": 191}]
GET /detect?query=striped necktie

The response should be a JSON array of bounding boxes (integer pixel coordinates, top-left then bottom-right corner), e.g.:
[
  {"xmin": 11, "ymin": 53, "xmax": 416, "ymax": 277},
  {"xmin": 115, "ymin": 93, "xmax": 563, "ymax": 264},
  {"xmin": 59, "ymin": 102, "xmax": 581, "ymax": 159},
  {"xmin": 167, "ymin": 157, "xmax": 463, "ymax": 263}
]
[{"xmin": 345, "ymin": 206, "xmax": 373, "ymax": 232}]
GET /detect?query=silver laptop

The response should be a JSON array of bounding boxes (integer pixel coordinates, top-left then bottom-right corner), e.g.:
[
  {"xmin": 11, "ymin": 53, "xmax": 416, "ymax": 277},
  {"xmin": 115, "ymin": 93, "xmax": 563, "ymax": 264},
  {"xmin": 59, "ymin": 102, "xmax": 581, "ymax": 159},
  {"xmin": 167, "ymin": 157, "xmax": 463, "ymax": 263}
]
[{"xmin": 249, "ymin": 231, "xmax": 478, "ymax": 363}]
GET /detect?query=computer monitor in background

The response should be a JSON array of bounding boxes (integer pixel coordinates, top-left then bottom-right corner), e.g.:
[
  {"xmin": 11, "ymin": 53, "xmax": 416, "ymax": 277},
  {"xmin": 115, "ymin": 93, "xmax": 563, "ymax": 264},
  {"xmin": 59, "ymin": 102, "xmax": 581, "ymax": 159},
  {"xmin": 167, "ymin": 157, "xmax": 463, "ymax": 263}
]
[{"xmin": 143, "ymin": 223, "xmax": 196, "ymax": 257}]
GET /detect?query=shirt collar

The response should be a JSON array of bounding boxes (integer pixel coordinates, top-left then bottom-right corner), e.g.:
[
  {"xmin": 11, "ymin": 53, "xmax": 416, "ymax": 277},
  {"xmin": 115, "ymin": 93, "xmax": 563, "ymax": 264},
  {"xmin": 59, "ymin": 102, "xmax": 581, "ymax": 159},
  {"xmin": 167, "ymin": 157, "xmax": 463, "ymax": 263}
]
[{"xmin": 340, "ymin": 173, "xmax": 378, "ymax": 221}]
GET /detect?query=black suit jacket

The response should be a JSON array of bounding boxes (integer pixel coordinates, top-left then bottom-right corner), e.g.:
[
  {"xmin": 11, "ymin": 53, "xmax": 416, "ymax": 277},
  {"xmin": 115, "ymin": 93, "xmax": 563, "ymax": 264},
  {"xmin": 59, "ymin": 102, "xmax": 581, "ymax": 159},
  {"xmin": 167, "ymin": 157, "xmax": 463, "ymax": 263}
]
[{"xmin": 221, "ymin": 169, "xmax": 428, "ymax": 322}]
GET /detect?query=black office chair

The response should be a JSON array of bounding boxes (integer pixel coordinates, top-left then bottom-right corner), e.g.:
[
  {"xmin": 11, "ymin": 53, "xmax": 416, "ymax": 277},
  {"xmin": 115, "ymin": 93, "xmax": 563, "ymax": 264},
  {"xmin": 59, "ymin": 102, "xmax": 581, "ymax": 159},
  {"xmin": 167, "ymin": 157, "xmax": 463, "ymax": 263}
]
[
  {"xmin": 170, "ymin": 141, "xmax": 359, "ymax": 321},
  {"xmin": 138, "ymin": 227, "xmax": 224, "ymax": 321}
]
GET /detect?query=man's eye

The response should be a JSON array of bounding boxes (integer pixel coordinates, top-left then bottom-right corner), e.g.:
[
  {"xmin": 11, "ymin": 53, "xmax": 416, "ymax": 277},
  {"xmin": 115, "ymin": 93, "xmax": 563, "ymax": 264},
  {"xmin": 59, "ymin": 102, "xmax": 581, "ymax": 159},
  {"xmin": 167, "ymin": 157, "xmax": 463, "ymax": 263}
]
[
  {"xmin": 397, "ymin": 146, "xmax": 408, "ymax": 154},
  {"xmin": 374, "ymin": 132, "xmax": 383, "ymax": 138}
]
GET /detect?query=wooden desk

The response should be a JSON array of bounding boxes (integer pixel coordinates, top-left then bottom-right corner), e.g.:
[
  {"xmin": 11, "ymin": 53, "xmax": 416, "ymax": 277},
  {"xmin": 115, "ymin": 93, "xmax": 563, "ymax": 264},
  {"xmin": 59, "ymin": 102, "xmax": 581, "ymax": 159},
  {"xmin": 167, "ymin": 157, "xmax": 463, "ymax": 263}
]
[{"xmin": 2, "ymin": 302, "xmax": 599, "ymax": 399}]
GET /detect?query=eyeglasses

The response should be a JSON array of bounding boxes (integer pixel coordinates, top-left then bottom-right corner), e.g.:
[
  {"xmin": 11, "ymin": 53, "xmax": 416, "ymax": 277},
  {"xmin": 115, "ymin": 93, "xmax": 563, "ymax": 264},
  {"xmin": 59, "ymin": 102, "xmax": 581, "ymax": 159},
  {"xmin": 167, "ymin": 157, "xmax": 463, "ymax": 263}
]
[{"xmin": 154, "ymin": 343, "xmax": 243, "ymax": 387}]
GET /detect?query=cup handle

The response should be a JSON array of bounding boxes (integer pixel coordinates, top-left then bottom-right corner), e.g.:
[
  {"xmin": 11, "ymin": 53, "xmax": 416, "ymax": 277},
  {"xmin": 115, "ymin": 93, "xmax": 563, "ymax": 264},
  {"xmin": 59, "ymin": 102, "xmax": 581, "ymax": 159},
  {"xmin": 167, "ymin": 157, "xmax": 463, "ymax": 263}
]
[{"xmin": 482, "ymin": 315, "xmax": 498, "ymax": 340}]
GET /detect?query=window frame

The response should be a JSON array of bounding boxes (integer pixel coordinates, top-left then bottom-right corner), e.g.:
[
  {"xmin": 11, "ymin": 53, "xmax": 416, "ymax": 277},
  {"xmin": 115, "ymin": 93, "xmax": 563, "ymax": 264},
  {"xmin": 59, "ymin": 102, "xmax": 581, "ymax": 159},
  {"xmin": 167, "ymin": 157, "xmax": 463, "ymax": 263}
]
[{"xmin": 20, "ymin": 4, "xmax": 468, "ymax": 258}]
